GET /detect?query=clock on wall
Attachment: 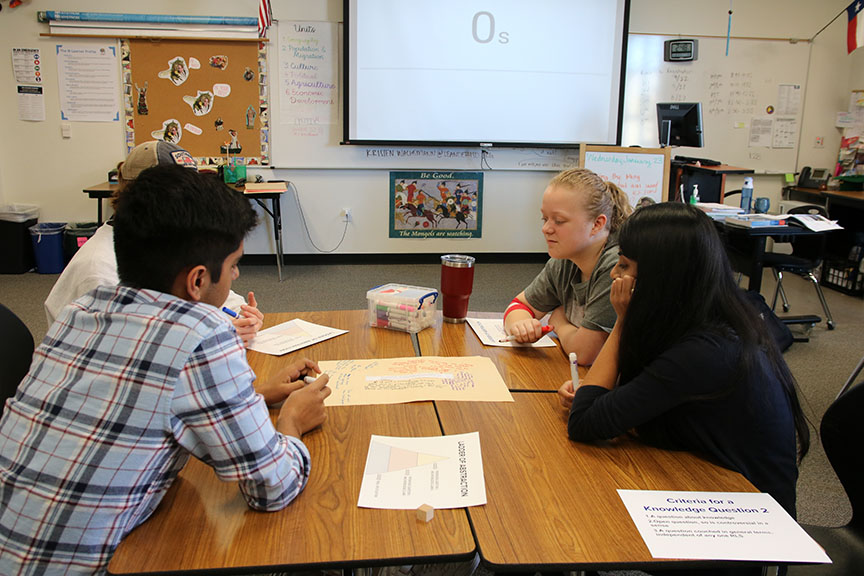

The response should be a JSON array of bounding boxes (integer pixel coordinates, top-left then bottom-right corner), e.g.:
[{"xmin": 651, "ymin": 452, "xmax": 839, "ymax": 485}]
[{"xmin": 664, "ymin": 39, "xmax": 698, "ymax": 62}]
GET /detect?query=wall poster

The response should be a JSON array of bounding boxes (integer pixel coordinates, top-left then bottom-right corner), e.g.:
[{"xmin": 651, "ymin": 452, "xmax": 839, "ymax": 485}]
[{"xmin": 389, "ymin": 171, "xmax": 483, "ymax": 239}]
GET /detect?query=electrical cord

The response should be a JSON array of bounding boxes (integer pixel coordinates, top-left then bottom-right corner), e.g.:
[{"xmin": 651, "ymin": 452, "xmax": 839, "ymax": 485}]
[
  {"xmin": 289, "ymin": 181, "xmax": 349, "ymax": 253},
  {"xmin": 480, "ymin": 149, "xmax": 492, "ymax": 170}
]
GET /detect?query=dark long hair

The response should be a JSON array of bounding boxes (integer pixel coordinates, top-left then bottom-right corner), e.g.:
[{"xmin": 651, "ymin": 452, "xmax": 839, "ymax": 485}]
[{"xmin": 617, "ymin": 203, "xmax": 809, "ymax": 460}]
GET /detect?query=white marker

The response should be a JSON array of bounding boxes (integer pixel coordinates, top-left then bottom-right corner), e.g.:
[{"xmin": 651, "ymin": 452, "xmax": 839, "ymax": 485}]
[
  {"xmin": 569, "ymin": 352, "xmax": 579, "ymax": 388},
  {"xmin": 303, "ymin": 375, "xmax": 317, "ymax": 385}
]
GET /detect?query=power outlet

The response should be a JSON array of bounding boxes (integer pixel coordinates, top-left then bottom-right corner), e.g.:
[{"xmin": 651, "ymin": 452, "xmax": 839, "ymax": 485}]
[{"xmin": 342, "ymin": 208, "xmax": 352, "ymax": 222}]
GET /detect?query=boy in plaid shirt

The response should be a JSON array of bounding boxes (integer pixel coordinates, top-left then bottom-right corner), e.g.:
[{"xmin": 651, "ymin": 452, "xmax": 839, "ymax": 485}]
[{"xmin": 0, "ymin": 165, "xmax": 330, "ymax": 575}]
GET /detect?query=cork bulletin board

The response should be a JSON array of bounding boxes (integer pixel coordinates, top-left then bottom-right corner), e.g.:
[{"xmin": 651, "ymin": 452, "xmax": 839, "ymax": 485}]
[{"xmin": 123, "ymin": 39, "xmax": 268, "ymax": 166}]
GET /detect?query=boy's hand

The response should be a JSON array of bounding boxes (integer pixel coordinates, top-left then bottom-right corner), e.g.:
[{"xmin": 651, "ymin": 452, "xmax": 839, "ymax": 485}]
[
  {"xmin": 256, "ymin": 358, "xmax": 321, "ymax": 406},
  {"xmin": 276, "ymin": 376, "xmax": 331, "ymax": 438},
  {"xmin": 235, "ymin": 292, "xmax": 264, "ymax": 345}
]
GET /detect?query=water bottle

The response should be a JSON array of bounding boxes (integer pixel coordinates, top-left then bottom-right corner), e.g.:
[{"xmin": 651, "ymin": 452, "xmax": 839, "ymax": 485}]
[{"xmin": 740, "ymin": 177, "xmax": 754, "ymax": 213}]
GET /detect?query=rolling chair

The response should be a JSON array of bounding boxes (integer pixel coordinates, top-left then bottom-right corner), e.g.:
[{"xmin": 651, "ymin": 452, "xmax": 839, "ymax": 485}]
[
  {"xmin": 761, "ymin": 205, "xmax": 835, "ymax": 330},
  {"xmin": 787, "ymin": 381, "xmax": 864, "ymax": 574},
  {"xmin": 0, "ymin": 303, "xmax": 34, "ymax": 417}
]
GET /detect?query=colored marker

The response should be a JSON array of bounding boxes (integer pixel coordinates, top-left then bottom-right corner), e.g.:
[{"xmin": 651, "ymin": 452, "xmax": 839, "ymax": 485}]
[
  {"xmin": 222, "ymin": 306, "xmax": 239, "ymax": 318},
  {"xmin": 569, "ymin": 352, "xmax": 579, "ymax": 388},
  {"xmin": 499, "ymin": 325, "xmax": 553, "ymax": 342}
]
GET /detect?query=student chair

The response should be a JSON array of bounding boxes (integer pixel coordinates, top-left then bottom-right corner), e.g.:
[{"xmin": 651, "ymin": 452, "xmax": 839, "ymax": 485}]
[
  {"xmin": 0, "ymin": 303, "xmax": 34, "ymax": 417},
  {"xmin": 787, "ymin": 381, "xmax": 864, "ymax": 574},
  {"xmin": 761, "ymin": 205, "xmax": 835, "ymax": 330}
]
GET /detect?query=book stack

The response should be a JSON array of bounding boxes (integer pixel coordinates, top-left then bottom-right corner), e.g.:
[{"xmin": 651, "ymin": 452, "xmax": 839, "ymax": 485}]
[
  {"xmin": 694, "ymin": 202, "xmax": 745, "ymax": 221},
  {"xmin": 724, "ymin": 214, "xmax": 787, "ymax": 228},
  {"xmin": 243, "ymin": 181, "xmax": 287, "ymax": 194}
]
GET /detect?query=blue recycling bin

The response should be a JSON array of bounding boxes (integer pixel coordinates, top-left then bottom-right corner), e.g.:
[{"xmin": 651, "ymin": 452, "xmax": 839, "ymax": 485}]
[{"xmin": 29, "ymin": 222, "xmax": 66, "ymax": 274}]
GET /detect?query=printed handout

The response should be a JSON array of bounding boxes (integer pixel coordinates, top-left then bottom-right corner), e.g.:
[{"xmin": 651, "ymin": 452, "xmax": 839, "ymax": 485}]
[
  {"xmin": 318, "ymin": 356, "xmax": 514, "ymax": 406},
  {"xmin": 466, "ymin": 317, "xmax": 557, "ymax": 348},
  {"xmin": 618, "ymin": 490, "xmax": 830, "ymax": 564},
  {"xmin": 358, "ymin": 432, "xmax": 486, "ymax": 509},
  {"xmin": 246, "ymin": 318, "xmax": 348, "ymax": 356}
]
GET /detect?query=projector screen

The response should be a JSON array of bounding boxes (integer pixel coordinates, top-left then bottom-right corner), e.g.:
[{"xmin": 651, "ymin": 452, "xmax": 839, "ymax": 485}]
[{"xmin": 345, "ymin": 0, "xmax": 630, "ymax": 148}]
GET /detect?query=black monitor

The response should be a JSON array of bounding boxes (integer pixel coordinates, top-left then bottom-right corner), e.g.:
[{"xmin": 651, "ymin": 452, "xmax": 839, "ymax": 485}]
[{"xmin": 657, "ymin": 102, "xmax": 703, "ymax": 148}]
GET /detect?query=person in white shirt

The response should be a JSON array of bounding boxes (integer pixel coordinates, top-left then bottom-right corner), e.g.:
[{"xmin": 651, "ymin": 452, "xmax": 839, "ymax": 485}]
[{"xmin": 44, "ymin": 141, "xmax": 264, "ymax": 343}]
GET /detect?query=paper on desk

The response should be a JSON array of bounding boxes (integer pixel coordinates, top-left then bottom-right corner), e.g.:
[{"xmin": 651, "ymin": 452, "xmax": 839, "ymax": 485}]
[
  {"xmin": 466, "ymin": 317, "xmax": 557, "ymax": 348},
  {"xmin": 617, "ymin": 490, "xmax": 830, "ymax": 564},
  {"xmin": 319, "ymin": 356, "xmax": 514, "ymax": 406},
  {"xmin": 246, "ymin": 318, "xmax": 347, "ymax": 356},
  {"xmin": 358, "ymin": 432, "xmax": 486, "ymax": 509}
]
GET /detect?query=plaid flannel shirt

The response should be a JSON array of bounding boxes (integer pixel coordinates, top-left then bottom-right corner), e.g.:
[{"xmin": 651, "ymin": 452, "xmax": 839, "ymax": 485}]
[{"xmin": 0, "ymin": 286, "xmax": 310, "ymax": 575}]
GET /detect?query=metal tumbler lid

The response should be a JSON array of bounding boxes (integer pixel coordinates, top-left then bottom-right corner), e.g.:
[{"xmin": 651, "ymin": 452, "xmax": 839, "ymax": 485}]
[{"xmin": 440, "ymin": 254, "xmax": 475, "ymax": 268}]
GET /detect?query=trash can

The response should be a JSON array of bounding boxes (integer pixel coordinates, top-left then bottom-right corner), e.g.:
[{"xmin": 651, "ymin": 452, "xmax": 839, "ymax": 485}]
[
  {"xmin": 63, "ymin": 222, "xmax": 99, "ymax": 263},
  {"xmin": 0, "ymin": 204, "xmax": 39, "ymax": 274},
  {"xmin": 29, "ymin": 222, "xmax": 66, "ymax": 274}
]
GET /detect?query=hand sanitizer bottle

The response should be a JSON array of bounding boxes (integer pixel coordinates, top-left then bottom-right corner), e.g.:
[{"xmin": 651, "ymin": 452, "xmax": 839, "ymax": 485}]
[
  {"xmin": 741, "ymin": 177, "xmax": 754, "ymax": 213},
  {"xmin": 689, "ymin": 184, "xmax": 700, "ymax": 205}
]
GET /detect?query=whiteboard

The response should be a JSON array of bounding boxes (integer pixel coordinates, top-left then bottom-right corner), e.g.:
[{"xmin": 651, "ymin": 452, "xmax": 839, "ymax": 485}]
[
  {"xmin": 622, "ymin": 35, "xmax": 810, "ymax": 173},
  {"xmin": 580, "ymin": 145, "xmax": 670, "ymax": 207},
  {"xmin": 268, "ymin": 20, "xmax": 579, "ymax": 171}
]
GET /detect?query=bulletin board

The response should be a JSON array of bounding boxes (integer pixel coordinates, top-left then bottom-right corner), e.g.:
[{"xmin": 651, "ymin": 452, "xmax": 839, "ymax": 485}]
[
  {"xmin": 124, "ymin": 39, "xmax": 267, "ymax": 165},
  {"xmin": 580, "ymin": 145, "xmax": 670, "ymax": 208},
  {"xmin": 622, "ymin": 35, "xmax": 809, "ymax": 173}
]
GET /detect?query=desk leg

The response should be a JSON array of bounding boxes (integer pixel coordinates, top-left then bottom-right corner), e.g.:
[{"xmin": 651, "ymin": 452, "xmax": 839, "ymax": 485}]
[
  {"xmin": 272, "ymin": 196, "xmax": 283, "ymax": 282},
  {"xmin": 748, "ymin": 237, "xmax": 768, "ymax": 293},
  {"xmin": 97, "ymin": 198, "xmax": 103, "ymax": 225}
]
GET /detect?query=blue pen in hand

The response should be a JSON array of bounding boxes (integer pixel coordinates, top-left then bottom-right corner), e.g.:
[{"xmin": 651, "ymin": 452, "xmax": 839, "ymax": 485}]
[{"xmin": 222, "ymin": 306, "xmax": 239, "ymax": 318}]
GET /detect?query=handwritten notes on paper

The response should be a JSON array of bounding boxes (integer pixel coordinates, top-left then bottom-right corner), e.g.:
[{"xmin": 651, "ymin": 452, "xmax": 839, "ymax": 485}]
[
  {"xmin": 318, "ymin": 356, "xmax": 513, "ymax": 406},
  {"xmin": 358, "ymin": 432, "xmax": 487, "ymax": 509},
  {"xmin": 466, "ymin": 317, "xmax": 556, "ymax": 348},
  {"xmin": 247, "ymin": 318, "xmax": 347, "ymax": 356},
  {"xmin": 618, "ymin": 490, "xmax": 830, "ymax": 564},
  {"xmin": 581, "ymin": 146, "xmax": 669, "ymax": 206}
]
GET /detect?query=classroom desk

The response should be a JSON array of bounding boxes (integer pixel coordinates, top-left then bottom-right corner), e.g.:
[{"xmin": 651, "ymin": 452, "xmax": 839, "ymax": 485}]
[
  {"xmin": 417, "ymin": 311, "xmax": 582, "ymax": 391},
  {"xmin": 108, "ymin": 310, "xmax": 474, "ymax": 574},
  {"xmin": 82, "ymin": 181, "xmax": 117, "ymax": 224},
  {"xmin": 670, "ymin": 162, "xmax": 754, "ymax": 203},
  {"xmin": 82, "ymin": 181, "xmax": 286, "ymax": 281},
  {"xmin": 716, "ymin": 221, "xmax": 822, "ymax": 293},
  {"xmin": 436, "ymin": 392, "xmax": 759, "ymax": 572}
]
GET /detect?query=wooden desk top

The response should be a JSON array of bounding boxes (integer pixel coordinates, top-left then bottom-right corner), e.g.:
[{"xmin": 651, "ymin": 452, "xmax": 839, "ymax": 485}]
[
  {"xmin": 436, "ymin": 393, "xmax": 757, "ymax": 571},
  {"xmin": 417, "ymin": 312, "xmax": 582, "ymax": 391},
  {"xmin": 109, "ymin": 311, "xmax": 473, "ymax": 574},
  {"xmin": 83, "ymin": 181, "xmax": 118, "ymax": 196},
  {"xmin": 109, "ymin": 403, "xmax": 475, "ymax": 574}
]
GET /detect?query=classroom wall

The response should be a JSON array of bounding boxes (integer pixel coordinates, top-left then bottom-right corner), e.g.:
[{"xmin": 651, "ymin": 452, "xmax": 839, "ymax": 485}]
[{"xmin": 0, "ymin": 0, "xmax": 857, "ymax": 256}]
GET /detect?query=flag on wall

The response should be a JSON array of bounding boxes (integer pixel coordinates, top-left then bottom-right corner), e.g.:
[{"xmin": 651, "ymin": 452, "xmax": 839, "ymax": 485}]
[
  {"xmin": 258, "ymin": 0, "xmax": 273, "ymax": 38},
  {"xmin": 849, "ymin": 0, "xmax": 864, "ymax": 53}
]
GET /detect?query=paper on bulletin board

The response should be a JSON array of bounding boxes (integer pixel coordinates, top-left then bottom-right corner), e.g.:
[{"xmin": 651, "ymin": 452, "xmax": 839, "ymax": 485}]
[
  {"xmin": 358, "ymin": 432, "xmax": 487, "ymax": 509},
  {"xmin": 11, "ymin": 48, "xmax": 42, "ymax": 84},
  {"xmin": 617, "ymin": 490, "xmax": 830, "ymax": 564},
  {"xmin": 17, "ymin": 85, "xmax": 45, "ymax": 121},
  {"xmin": 319, "ymin": 356, "xmax": 513, "ymax": 406},
  {"xmin": 56, "ymin": 43, "xmax": 119, "ymax": 122}
]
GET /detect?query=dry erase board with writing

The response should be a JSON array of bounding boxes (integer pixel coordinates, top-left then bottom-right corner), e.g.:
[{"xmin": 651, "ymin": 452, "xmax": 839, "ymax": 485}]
[
  {"xmin": 622, "ymin": 35, "xmax": 810, "ymax": 173},
  {"xmin": 268, "ymin": 20, "xmax": 579, "ymax": 171},
  {"xmin": 580, "ymin": 145, "xmax": 670, "ymax": 207}
]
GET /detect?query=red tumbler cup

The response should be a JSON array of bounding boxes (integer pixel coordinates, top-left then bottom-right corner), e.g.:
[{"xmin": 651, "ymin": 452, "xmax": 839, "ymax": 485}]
[{"xmin": 440, "ymin": 254, "xmax": 475, "ymax": 323}]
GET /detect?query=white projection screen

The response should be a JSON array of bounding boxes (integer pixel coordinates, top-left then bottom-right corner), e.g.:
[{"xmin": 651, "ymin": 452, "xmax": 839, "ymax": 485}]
[{"xmin": 345, "ymin": 0, "xmax": 630, "ymax": 147}]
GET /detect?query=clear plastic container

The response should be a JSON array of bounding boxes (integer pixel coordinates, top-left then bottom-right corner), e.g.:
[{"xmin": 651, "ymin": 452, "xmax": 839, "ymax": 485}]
[{"xmin": 366, "ymin": 283, "xmax": 438, "ymax": 333}]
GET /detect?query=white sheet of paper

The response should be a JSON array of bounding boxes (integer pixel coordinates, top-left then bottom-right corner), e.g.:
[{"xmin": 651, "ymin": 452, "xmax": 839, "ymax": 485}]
[
  {"xmin": 466, "ymin": 317, "xmax": 557, "ymax": 348},
  {"xmin": 358, "ymin": 432, "xmax": 486, "ymax": 509},
  {"xmin": 246, "ymin": 318, "xmax": 348, "ymax": 356},
  {"xmin": 319, "ymin": 356, "xmax": 514, "ymax": 406},
  {"xmin": 618, "ymin": 490, "xmax": 830, "ymax": 564},
  {"xmin": 56, "ymin": 43, "xmax": 119, "ymax": 122},
  {"xmin": 17, "ymin": 85, "xmax": 45, "ymax": 121}
]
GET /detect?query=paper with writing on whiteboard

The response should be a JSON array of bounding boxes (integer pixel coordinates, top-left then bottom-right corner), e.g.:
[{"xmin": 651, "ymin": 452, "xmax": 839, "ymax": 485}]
[
  {"xmin": 246, "ymin": 319, "xmax": 347, "ymax": 356},
  {"xmin": 319, "ymin": 356, "xmax": 513, "ymax": 406},
  {"xmin": 466, "ymin": 317, "xmax": 556, "ymax": 348},
  {"xmin": 358, "ymin": 432, "xmax": 486, "ymax": 509},
  {"xmin": 617, "ymin": 490, "xmax": 830, "ymax": 564}
]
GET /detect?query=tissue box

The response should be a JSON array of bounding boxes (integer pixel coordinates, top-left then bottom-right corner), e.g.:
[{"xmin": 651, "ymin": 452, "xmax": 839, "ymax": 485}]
[{"xmin": 367, "ymin": 283, "xmax": 438, "ymax": 333}]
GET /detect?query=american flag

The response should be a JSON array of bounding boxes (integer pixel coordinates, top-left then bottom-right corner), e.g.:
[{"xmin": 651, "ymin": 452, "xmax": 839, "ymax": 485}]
[
  {"xmin": 849, "ymin": 0, "xmax": 864, "ymax": 53},
  {"xmin": 258, "ymin": 0, "xmax": 273, "ymax": 38}
]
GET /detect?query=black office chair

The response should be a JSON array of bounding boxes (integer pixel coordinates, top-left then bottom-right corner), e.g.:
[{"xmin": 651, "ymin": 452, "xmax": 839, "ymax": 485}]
[
  {"xmin": 787, "ymin": 382, "xmax": 864, "ymax": 574},
  {"xmin": 762, "ymin": 205, "xmax": 835, "ymax": 330},
  {"xmin": 0, "ymin": 303, "xmax": 34, "ymax": 417}
]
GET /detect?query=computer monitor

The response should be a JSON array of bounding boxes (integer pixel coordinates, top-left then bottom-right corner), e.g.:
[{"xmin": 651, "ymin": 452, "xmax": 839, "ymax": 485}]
[{"xmin": 656, "ymin": 102, "xmax": 703, "ymax": 148}]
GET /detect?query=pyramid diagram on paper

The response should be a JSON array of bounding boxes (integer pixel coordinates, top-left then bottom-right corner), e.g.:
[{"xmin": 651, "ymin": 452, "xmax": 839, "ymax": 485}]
[{"xmin": 365, "ymin": 440, "xmax": 448, "ymax": 475}]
